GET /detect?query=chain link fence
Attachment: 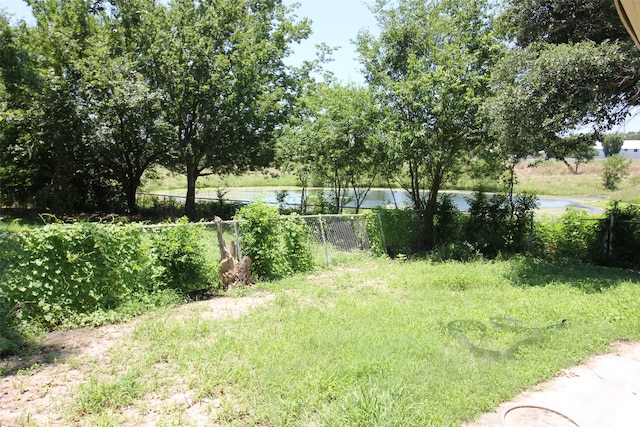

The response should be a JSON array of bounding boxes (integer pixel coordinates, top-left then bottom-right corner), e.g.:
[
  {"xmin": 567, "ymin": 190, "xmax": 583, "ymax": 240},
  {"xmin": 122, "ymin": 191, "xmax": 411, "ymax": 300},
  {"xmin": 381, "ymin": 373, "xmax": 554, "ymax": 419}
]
[
  {"xmin": 168, "ymin": 214, "xmax": 372, "ymax": 266},
  {"xmin": 3, "ymin": 211, "xmax": 639, "ymax": 277},
  {"xmin": 0, "ymin": 215, "xmax": 373, "ymax": 288}
]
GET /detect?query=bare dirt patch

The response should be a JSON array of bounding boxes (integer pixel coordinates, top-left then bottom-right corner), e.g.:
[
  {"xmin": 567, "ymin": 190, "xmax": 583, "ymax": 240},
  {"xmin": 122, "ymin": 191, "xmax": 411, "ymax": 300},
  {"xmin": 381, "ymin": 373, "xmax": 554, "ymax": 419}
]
[{"xmin": 0, "ymin": 293, "xmax": 274, "ymax": 427}]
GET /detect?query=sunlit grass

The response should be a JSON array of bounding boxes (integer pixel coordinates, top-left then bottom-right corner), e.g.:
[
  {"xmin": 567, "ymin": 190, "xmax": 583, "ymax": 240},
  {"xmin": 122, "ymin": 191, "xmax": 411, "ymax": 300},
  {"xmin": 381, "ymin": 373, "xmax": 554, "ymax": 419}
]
[
  {"xmin": 71, "ymin": 257, "xmax": 640, "ymax": 426},
  {"xmin": 140, "ymin": 167, "xmax": 300, "ymax": 193}
]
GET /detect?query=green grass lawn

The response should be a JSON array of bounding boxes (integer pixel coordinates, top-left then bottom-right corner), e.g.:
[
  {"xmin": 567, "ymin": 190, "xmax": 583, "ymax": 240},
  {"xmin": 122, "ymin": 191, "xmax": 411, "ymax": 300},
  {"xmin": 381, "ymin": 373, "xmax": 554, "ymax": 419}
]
[{"xmin": 67, "ymin": 256, "xmax": 640, "ymax": 426}]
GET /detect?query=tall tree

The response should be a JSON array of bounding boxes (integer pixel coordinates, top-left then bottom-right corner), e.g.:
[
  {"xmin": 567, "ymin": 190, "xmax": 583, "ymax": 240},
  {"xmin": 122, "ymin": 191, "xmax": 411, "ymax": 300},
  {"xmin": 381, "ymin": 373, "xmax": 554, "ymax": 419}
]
[
  {"xmin": 88, "ymin": 0, "xmax": 176, "ymax": 214},
  {"xmin": 277, "ymin": 83, "xmax": 383, "ymax": 213},
  {"xmin": 358, "ymin": 0, "xmax": 501, "ymax": 247},
  {"xmin": 1, "ymin": 13, "xmax": 43, "ymax": 207},
  {"xmin": 487, "ymin": 1, "xmax": 640, "ymax": 197},
  {"xmin": 8, "ymin": 0, "xmax": 109, "ymax": 212},
  {"xmin": 89, "ymin": 60, "xmax": 175, "ymax": 214},
  {"xmin": 154, "ymin": 0, "xmax": 311, "ymax": 218}
]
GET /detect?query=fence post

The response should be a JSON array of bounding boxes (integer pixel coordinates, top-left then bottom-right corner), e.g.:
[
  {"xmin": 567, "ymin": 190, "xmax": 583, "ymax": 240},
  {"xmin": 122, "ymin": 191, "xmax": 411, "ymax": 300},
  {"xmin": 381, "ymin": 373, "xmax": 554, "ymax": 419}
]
[
  {"xmin": 233, "ymin": 221, "xmax": 242, "ymax": 260},
  {"xmin": 528, "ymin": 211, "xmax": 535, "ymax": 252},
  {"xmin": 377, "ymin": 212, "xmax": 388, "ymax": 255},
  {"xmin": 318, "ymin": 214, "xmax": 330, "ymax": 266},
  {"xmin": 607, "ymin": 215, "xmax": 615, "ymax": 256}
]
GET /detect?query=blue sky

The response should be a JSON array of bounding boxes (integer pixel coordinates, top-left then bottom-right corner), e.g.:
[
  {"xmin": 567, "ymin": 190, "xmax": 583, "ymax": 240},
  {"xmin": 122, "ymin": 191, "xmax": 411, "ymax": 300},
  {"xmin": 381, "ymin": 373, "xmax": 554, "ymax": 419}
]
[{"xmin": 282, "ymin": 0, "xmax": 378, "ymax": 83}]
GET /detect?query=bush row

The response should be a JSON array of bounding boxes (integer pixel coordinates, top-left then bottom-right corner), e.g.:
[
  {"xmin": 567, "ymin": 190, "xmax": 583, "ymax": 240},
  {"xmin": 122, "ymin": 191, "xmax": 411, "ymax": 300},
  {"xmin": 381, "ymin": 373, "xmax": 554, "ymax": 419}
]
[
  {"xmin": 0, "ymin": 204, "xmax": 317, "ymax": 343},
  {"xmin": 367, "ymin": 192, "xmax": 640, "ymax": 268},
  {"xmin": 367, "ymin": 191, "xmax": 539, "ymax": 259},
  {"xmin": 0, "ymin": 221, "xmax": 216, "ymax": 332},
  {"xmin": 535, "ymin": 201, "xmax": 640, "ymax": 268},
  {"xmin": 2, "ymin": 197, "xmax": 637, "ymax": 353}
]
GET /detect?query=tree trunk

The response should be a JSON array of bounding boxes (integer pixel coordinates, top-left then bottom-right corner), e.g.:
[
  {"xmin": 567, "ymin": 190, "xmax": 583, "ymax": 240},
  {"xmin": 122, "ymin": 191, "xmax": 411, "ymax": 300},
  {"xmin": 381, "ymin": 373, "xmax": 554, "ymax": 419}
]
[
  {"xmin": 215, "ymin": 217, "xmax": 252, "ymax": 288},
  {"xmin": 125, "ymin": 178, "xmax": 139, "ymax": 215},
  {"xmin": 408, "ymin": 160, "xmax": 422, "ymax": 210},
  {"xmin": 185, "ymin": 162, "xmax": 198, "ymax": 220},
  {"xmin": 507, "ymin": 163, "xmax": 516, "ymax": 219},
  {"xmin": 424, "ymin": 169, "xmax": 443, "ymax": 250}
]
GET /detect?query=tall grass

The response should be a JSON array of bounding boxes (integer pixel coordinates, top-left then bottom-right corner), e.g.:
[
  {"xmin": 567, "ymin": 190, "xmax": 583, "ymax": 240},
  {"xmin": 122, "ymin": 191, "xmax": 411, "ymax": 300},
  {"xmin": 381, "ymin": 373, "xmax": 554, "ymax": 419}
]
[{"xmin": 68, "ymin": 257, "xmax": 640, "ymax": 426}]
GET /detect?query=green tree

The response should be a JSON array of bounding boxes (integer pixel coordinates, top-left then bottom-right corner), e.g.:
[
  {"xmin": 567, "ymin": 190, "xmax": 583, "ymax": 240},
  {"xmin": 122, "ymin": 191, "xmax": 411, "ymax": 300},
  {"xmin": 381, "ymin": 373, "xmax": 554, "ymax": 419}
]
[
  {"xmin": 277, "ymin": 83, "xmax": 383, "ymax": 213},
  {"xmin": 9, "ymin": 0, "xmax": 120, "ymax": 212},
  {"xmin": 87, "ymin": 0, "xmax": 176, "ymax": 214},
  {"xmin": 602, "ymin": 154, "xmax": 631, "ymax": 191},
  {"xmin": 499, "ymin": 0, "xmax": 630, "ymax": 47},
  {"xmin": 546, "ymin": 134, "xmax": 598, "ymax": 174},
  {"xmin": 0, "ymin": 13, "xmax": 44, "ymax": 207},
  {"xmin": 90, "ymin": 60, "xmax": 176, "ymax": 214},
  {"xmin": 485, "ymin": 41, "xmax": 634, "ymax": 199},
  {"xmin": 602, "ymin": 134, "xmax": 624, "ymax": 157},
  {"xmin": 499, "ymin": 0, "xmax": 640, "ymax": 110},
  {"xmin": 153, "ymin": 0, "xmax": 311, "ymax": 219},
  {"xmin": 357, "ymin": 0, "xmax": 500, "ymax": 247}
]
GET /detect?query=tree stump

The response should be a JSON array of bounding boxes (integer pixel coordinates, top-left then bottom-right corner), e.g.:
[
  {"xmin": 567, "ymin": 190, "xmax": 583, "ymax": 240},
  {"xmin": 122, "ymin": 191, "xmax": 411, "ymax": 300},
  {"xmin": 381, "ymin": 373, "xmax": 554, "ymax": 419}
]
[{"xmin": 215, "ymin": 216, "xmax": 252, "ymax": 288}]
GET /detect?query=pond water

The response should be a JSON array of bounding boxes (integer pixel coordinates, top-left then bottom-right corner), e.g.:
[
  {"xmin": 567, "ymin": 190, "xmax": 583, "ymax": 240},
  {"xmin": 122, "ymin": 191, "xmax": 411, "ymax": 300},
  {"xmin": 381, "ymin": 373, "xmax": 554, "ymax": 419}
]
[{"xmin": 188, "ymin": 187, "xmax": 603, "ymax": 215}]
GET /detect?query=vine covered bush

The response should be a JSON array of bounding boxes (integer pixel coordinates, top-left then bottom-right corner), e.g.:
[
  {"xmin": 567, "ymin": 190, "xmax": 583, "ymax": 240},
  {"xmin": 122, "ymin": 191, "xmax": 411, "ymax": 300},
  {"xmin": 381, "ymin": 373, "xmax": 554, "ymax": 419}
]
[
  {"xmin": 0, "ymin": 223, "xmax": 159, "ymax": 329},
  {"xmin": 150, "ymin": 217, "xmax": 219, "ymax": 294},
  {"xmin": 236, "ymin": 201, "xmax": 314, "ymax": 279},
  {"xmin": 281, "ymin": 213, "xmax": 315, "ymax": 274}
]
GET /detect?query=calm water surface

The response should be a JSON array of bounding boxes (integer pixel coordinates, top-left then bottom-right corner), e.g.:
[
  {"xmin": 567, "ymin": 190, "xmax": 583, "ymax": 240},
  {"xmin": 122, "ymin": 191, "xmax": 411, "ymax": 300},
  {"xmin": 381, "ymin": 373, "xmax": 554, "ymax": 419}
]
[{"xmin": 189, "ymin": 188, "xmax": 603, "ymax": 214}]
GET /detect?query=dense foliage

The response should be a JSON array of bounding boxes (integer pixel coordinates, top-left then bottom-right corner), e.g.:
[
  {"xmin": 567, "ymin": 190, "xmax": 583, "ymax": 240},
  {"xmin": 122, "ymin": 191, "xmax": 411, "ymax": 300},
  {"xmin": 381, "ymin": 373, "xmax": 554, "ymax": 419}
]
[
  {"xmin": 593, "ymin": 202, "xmax": 640, "ymax": 268},
  {"xmin": 150, "ymin": 218, "xmax": 218, "ymax": 294},
  {"xmin": 0, "ymin": 223, "xmax": 159, "ymax": 329},
  {"xmin": 0, "ymin": 0, "xmax": 311, "ymax": 216},
  {"xmin": 236, "ymin": 201, "xmax": 314, "ymax": 279},
  {"xmin": 368, "ymin": 191, "xmax": 538, "ymax": 258}
]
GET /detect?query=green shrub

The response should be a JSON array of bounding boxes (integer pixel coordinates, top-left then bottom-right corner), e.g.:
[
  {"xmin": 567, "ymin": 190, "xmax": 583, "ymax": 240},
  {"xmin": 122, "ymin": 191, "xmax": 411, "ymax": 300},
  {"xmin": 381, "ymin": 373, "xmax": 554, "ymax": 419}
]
[
  {"xmin": 368, "ymin": 209, "xmax": 427, "ymax": 257},
  {"xmin": 0, "ymin": 222, "xmax": 158, "ymax": 328},
  {"xmin": 535, "ymin": 208, "xmax": 597, "ymax": 260},
  {"xmin": 364, "ymin": 211, "xmax": 386, "ymax": 256},
  {"xmin": 602, "ymin": 154, "xmax": 631, "ymax": 191},
  {"xmin": 591, "ymin": 201, "xmax": 640, "ymax": 268},
  {"xmin": 150, "ymin": 217, "xmax": 219, "ymax": 294},
  {"xmin": 236, "ymin": 201, "xmax": 314, "ymax": 279},
  {"xmin": 464, "ymin": 190, "xmax": 538, "ymax": 256},
  {"xmin": 281, "ymin": 214, "xmax": 314, "ymax": 274},
  {"xmin": 433, "ymin": 193, "xmax": 465, "ymax": 246}
]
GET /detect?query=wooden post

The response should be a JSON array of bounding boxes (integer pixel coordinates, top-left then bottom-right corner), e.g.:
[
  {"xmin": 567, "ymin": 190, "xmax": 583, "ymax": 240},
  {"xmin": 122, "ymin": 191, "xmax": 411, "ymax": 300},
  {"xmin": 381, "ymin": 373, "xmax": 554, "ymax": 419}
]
[{"xmin": 215, "ymin": 217, "xmax": 252, "ymax": 288}]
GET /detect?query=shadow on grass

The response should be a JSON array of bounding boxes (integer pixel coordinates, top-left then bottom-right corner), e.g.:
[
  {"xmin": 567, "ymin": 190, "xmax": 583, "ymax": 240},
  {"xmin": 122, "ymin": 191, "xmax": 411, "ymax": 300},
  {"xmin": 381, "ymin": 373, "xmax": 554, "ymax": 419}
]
[
  {"xmin": 505, "ymin": 257, "xmax": 640, "ymax": 291},
  {"xmin": 0, "ymin": 333, "xmax": 73, "ymax": 377}
]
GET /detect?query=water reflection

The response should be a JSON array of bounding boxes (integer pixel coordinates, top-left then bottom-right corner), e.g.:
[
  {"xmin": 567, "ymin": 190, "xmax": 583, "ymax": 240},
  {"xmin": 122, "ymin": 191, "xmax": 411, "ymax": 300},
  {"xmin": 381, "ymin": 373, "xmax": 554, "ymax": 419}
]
[{"xmin": 192, "ymin": 188, "xmax": 603, "ymax": 214}]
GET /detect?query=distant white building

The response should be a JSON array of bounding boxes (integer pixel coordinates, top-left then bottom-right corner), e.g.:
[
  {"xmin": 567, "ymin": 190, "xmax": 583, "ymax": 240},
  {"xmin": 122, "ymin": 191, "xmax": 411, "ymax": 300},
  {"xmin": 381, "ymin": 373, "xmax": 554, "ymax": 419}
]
[{"xmin": 595, "ymin": 140, "xmax": 640, "ymax": 158}]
